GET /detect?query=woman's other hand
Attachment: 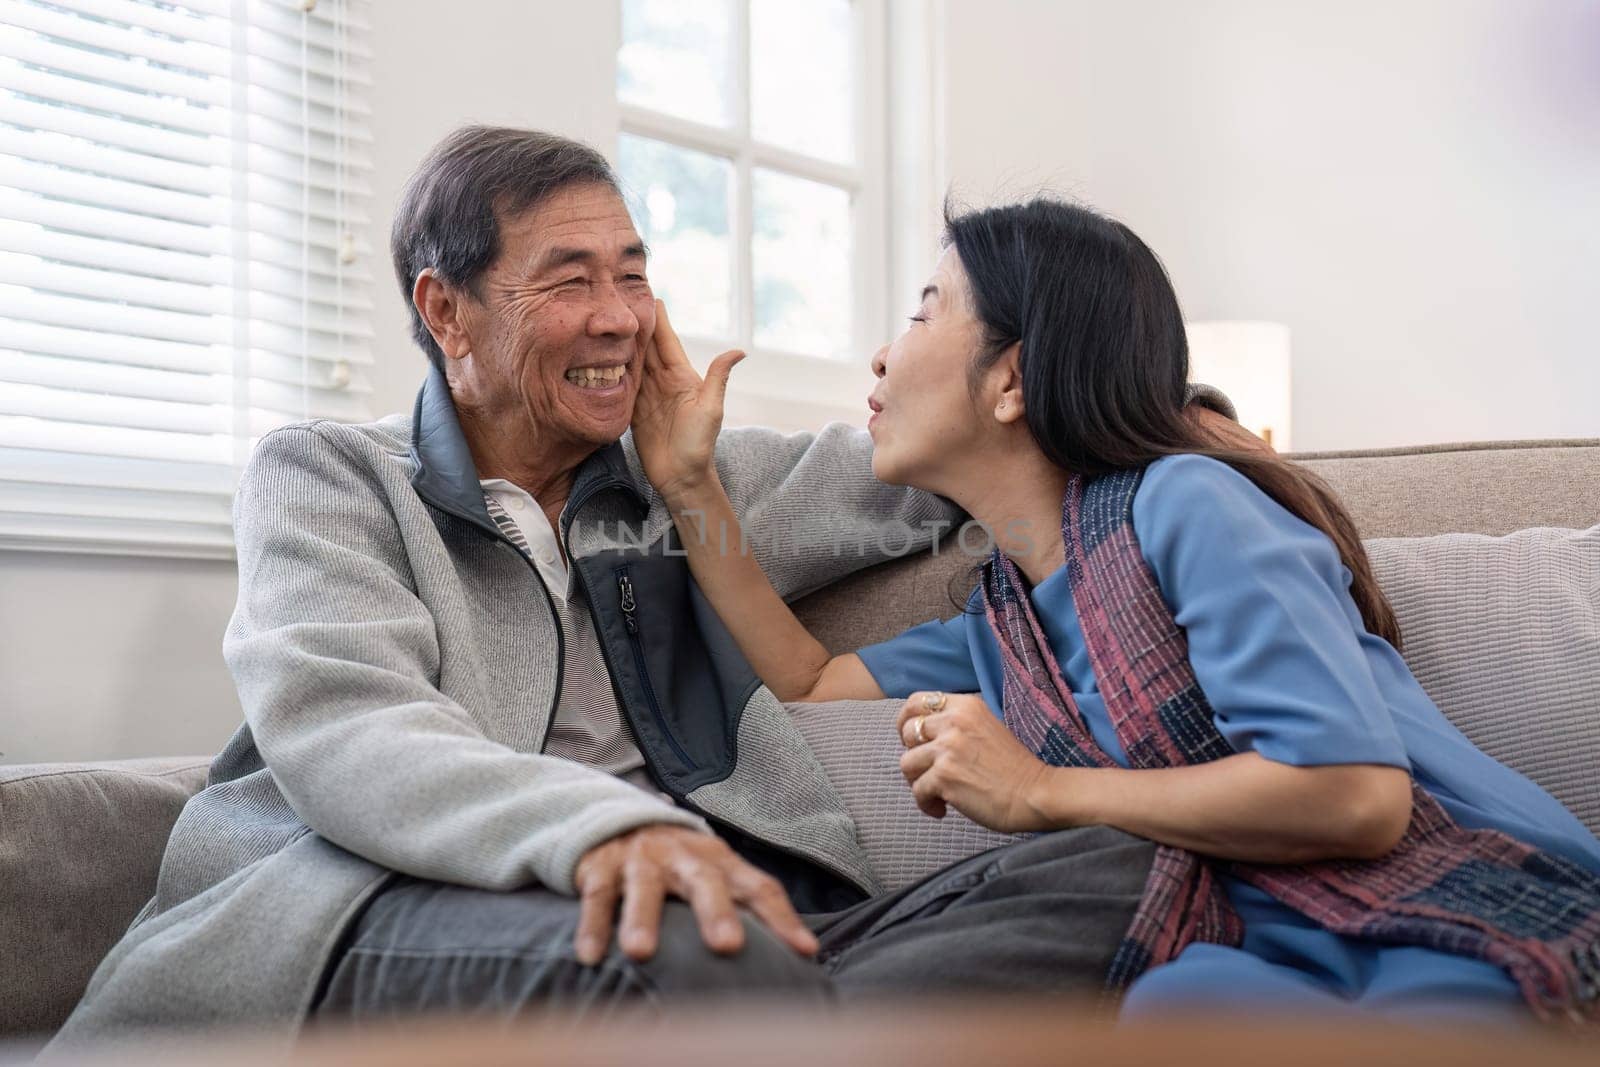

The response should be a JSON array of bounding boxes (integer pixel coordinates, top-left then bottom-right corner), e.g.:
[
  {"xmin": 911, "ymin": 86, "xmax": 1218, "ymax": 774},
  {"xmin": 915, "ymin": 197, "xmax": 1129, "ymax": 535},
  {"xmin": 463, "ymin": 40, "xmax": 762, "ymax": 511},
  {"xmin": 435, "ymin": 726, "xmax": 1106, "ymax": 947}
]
[
  {"xmin": 896, "ymin": 691, "xmax": 1061, "ymax": 833},
  {"xmin": 631, "ymin": 299, "xmax": 745, "ymax": 503}
]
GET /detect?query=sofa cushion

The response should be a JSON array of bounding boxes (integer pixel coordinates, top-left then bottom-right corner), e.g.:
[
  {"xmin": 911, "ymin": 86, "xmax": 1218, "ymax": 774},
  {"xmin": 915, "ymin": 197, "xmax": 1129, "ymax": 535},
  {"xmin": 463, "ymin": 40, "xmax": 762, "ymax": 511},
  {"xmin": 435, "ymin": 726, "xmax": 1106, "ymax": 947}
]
[
  {"xmin": 1366, "ymin": 525, "xmax": 1600, "ymax": 837},
  {"xmin": 0, "ymin": 757, "xmax": 209, "ymax": 1035},
  {"xmin": 788, "ymin": 700, "xmax": 1020, "ymax": 892}
]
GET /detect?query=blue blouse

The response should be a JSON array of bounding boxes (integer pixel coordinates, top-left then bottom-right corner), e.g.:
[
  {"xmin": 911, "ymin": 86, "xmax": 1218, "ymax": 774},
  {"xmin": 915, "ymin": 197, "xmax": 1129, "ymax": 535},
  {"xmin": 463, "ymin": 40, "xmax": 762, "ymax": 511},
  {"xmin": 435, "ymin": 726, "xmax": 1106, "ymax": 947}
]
[{"xmin": 857, "ymin": 454, "xmax": 1600, "ymax": 874}]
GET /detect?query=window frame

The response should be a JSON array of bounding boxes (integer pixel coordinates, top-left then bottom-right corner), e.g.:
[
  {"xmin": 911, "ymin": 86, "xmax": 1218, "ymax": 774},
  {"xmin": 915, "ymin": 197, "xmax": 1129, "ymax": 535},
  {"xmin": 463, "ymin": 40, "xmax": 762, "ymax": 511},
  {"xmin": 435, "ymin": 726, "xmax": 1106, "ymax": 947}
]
[{"xmin": 616, "ymin": 0, "xmax": 889, "ymax": 429}]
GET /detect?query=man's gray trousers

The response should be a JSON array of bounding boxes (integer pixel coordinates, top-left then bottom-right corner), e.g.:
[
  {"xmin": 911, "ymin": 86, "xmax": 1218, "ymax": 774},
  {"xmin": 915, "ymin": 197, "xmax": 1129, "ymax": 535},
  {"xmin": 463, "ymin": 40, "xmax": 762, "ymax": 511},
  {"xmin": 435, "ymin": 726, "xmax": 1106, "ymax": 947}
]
[{"xmin": 313, "ymin": 826, "xmax": 1155, "ymax": 1017}]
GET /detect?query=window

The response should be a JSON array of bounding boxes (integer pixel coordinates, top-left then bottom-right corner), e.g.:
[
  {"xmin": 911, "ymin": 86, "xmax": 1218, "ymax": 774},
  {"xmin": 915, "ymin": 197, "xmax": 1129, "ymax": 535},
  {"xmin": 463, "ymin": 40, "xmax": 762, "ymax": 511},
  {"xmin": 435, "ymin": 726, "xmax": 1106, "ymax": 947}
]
[
  {"xmin": 0, "ymin": 0, "xmax": 373, "ymax": 558},
  {"xmin": 616, "ymin": 0, "xmax": 886, "ymax": 428}
]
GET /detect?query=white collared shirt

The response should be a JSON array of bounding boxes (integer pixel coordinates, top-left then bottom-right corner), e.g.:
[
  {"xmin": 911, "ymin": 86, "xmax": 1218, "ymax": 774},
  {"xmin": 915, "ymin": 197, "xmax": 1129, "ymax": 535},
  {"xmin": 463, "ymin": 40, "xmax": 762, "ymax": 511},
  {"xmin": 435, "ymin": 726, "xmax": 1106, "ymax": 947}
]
[
  {"xmin": 480, "ymin": 479, "xmax": 663, "ymax": 796},
  {"xmin": 480, "ymin": 478, "xmax": 569, "ymax": 600}
]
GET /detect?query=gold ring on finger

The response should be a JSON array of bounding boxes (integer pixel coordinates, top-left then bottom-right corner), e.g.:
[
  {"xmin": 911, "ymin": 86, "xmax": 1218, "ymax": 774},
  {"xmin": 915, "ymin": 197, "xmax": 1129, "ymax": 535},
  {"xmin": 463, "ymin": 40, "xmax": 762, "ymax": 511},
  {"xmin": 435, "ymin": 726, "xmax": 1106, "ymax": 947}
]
[
  {"xmin": 923, "ymin": 691, "xmax": 946, "ymax": 712},
  {"xmin": 914, "ymin": 715, "xmax": 928, "ymax": 745}
]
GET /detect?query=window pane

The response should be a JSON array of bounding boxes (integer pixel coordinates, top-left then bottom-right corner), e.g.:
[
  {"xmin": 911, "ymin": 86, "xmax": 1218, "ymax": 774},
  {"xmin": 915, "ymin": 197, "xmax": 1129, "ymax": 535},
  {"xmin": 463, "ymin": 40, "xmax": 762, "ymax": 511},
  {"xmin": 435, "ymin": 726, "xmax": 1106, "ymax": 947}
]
[
  {"xmin": 618, "ymin": 0, "xmax": 735, "ymax": 128},
  {"xmin": 752, "ymin": 169, "xmax": 851, "ymax": 359},
  {"xmin": 750, "ymin": 0, "xmax": 853, "ymax": 163},
  {"xmin": 618, "ymin": 134, "xmax": 733, "ymax": 340}
]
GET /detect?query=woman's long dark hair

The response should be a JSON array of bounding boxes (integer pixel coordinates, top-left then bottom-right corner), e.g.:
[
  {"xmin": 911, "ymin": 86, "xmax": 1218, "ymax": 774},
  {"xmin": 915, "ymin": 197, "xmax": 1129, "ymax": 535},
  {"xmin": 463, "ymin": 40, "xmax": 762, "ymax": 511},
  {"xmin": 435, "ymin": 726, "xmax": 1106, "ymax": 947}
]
[{"xmin": 946, "ymin": 198, "xmax": 1401, "ymax": 647}]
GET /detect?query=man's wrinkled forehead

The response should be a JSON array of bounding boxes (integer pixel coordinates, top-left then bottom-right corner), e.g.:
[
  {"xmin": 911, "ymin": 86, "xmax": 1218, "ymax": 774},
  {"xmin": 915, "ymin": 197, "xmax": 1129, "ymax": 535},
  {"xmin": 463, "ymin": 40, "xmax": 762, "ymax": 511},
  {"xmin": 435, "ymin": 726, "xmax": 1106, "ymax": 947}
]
[{"xmin": 497, "ymin": 184, "xmax": 647, "ymax": 276}]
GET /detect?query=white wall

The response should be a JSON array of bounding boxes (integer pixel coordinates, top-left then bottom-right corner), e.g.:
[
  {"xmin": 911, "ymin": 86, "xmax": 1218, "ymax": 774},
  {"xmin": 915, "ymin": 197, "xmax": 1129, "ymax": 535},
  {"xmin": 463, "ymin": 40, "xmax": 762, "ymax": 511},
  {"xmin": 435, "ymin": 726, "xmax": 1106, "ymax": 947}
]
[
  {"xmin": 941, "ymin": 0, "xmax": 1600, "ymax": 450},
  {"xmin": 1, "ymin": 1, "xmax": 621, "ymax": 764},
  {"xmin": 0, "ymin": 551, "xmax": 241, "ymax": 762}
]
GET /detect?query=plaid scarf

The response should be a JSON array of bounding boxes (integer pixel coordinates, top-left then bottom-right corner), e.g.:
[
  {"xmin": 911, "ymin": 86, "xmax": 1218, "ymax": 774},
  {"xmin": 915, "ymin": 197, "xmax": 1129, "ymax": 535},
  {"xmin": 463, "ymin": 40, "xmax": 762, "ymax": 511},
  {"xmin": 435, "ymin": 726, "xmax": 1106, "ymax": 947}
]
[{"xmin": 980, "ymin": 467, "xmax": 1600, "ymax": 1023}]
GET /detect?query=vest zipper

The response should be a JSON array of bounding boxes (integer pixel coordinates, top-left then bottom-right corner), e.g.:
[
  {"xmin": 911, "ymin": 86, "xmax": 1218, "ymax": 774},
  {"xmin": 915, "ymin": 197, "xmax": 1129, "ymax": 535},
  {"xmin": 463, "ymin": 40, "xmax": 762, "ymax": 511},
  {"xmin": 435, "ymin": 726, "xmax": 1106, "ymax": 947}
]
[{"xmin": 617, "ymin": 568, "xmax": 698, "ymax": 770}]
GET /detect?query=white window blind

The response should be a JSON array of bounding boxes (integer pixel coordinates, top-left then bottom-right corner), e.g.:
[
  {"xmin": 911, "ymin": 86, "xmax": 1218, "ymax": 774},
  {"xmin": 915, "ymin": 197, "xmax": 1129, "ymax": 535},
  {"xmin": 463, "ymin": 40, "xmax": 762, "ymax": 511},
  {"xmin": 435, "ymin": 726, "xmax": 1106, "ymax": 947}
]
[{"xmin": 0, "ymin": 0, "xmax": 373, "ymax": 558}]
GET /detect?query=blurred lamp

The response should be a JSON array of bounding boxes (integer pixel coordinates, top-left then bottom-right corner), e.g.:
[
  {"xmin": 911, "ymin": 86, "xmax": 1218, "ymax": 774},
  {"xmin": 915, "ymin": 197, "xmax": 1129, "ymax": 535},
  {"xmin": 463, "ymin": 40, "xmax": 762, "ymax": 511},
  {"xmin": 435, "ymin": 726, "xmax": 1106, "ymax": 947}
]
[{"xmin": 1185, "ymin": 321, "xmax": 1292, "ymax": 451}]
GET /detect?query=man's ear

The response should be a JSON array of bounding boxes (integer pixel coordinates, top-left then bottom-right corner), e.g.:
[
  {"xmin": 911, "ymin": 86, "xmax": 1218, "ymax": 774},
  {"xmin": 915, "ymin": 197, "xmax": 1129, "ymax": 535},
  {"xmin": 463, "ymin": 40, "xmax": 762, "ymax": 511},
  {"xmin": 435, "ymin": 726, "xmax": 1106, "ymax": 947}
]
[
  {"xmin": 413, "ymin": 268, "xmax": 474, "ymax": 361},
  {"xmin": 992, "ymin": 341, "xmax": 1025, "ymax": 424}
]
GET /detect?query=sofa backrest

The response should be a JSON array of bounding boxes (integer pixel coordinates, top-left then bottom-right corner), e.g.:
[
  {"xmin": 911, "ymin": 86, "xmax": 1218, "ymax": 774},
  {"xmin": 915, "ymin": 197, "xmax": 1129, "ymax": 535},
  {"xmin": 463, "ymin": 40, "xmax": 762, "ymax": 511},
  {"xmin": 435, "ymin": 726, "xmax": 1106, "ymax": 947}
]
[
  {"xmin": 793, "ymin": 439, "xmax": 1600, "ymax": 653},
  {"xmin": 1292, "ymin": 438, "xmax": 1600, "ymax": 538}
]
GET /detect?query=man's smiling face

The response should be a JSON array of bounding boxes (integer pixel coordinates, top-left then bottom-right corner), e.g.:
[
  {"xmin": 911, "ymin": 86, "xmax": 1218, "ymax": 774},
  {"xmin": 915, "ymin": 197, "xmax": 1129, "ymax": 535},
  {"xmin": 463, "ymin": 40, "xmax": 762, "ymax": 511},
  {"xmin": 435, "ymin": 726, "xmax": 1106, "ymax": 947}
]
[{"xmin": 454, "ymin": 183, "xmax": 656, "ymax": 450}]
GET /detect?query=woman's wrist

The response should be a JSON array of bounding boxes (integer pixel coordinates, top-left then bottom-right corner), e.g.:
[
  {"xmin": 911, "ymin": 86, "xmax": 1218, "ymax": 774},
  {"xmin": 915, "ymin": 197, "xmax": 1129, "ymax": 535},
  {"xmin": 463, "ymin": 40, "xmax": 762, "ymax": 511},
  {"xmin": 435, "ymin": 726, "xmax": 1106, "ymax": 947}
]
[
  {"xmin": 658, "ymin": 468, "xmax": 724, "ymax": 511},
  {"xmin": 661, "ymin": 472, "xmax": 748, "ymax": 555},
  {"xmin": 1026, "ymin": 765, "xmax": 1111, "ymax": 830}
]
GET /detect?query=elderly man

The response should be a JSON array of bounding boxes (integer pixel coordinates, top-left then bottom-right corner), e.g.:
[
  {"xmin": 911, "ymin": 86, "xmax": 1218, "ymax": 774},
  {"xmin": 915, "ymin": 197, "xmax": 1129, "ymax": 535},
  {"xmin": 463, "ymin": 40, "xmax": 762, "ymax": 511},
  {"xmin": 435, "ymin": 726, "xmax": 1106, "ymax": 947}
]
[{"xmin": 55, "ymin": 127, "xmax": 1236, "ymax": 1045}]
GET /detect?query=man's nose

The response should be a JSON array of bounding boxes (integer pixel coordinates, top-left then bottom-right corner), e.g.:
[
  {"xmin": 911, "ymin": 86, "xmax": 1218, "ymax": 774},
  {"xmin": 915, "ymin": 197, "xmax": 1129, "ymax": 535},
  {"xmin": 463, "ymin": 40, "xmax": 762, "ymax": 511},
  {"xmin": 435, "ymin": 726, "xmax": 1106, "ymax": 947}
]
[
  {"xmin": 588, "ymin": 282, "xmax": 639, "ymax": 337},
  {"xmin": 870, "ymin": 342, "xmax": 889, "ymax": 378}
]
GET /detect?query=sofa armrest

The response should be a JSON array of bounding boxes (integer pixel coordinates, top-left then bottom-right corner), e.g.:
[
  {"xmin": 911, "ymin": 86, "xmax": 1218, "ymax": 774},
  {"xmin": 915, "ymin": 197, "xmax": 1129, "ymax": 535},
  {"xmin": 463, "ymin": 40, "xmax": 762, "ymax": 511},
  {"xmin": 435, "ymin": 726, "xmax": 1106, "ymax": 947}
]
[{"xmin": 0, "ymin": 757, "xmax": 210, "ymax": 1036}]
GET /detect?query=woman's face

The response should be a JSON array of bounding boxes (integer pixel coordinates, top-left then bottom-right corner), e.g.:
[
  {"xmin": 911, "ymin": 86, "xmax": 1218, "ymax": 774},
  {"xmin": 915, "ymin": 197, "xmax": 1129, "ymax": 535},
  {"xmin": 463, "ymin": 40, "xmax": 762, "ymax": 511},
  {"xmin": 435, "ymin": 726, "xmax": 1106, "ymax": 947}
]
[{"xmin": 867, "ymin": 248, "xmax": 994, "ymax": 492}]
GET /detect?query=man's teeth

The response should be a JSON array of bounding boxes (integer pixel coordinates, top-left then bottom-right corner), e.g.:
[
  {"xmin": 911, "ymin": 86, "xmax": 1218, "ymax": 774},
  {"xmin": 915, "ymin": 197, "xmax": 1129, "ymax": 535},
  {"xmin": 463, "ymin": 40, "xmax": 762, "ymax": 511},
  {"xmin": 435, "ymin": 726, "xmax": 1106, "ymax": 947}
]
[{"xmin": 564, "ymin": 366, "xmax": 627, "ymax": 388}]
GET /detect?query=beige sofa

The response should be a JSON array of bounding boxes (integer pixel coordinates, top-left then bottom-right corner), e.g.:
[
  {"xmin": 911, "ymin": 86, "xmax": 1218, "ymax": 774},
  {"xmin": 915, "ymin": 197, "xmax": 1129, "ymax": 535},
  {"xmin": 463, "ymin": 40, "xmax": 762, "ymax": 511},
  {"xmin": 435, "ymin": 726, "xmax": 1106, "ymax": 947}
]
[{"xmin": 4, "ymin": 438, "xmax": 1598, "ymax": 1040}]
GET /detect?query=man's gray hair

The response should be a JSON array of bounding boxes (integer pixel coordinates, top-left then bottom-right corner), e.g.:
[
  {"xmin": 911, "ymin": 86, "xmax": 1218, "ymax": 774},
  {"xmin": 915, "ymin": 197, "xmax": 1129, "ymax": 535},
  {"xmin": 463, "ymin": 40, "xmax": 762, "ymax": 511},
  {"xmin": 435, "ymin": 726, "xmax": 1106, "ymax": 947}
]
[{"xmin": 390, "ymin": 126, "xmax": 621, "ymax": 371}]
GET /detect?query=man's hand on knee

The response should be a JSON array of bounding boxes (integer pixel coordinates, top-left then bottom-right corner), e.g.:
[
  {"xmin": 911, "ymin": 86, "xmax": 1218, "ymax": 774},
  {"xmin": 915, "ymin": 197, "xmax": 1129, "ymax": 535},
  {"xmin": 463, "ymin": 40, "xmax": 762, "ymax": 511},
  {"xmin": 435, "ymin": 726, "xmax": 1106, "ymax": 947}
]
[{"xmin": 572, "ymin": 825, "xmax": 818, "ymax": 965}]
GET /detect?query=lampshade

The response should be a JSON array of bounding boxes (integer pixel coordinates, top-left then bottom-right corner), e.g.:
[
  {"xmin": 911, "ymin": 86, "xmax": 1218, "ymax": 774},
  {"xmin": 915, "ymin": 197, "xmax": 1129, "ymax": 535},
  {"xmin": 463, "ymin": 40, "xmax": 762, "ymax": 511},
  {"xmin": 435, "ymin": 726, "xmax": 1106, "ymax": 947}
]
[{"xmin": 1185, "ymin": 321, "xmax": 1292, "ymax": 451}]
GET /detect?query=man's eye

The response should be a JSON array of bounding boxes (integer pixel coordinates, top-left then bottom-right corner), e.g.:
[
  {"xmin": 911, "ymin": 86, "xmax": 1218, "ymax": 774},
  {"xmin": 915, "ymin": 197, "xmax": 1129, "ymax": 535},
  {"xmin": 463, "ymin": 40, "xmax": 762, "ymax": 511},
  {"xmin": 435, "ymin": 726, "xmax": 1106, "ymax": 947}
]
[
  {"xmin": 558, "ymin": 277, "xmax": 587, "ymax": 288},
  {"xmin": 624, "ymin": 273, "xmax": 648, "ymax": 284}
]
